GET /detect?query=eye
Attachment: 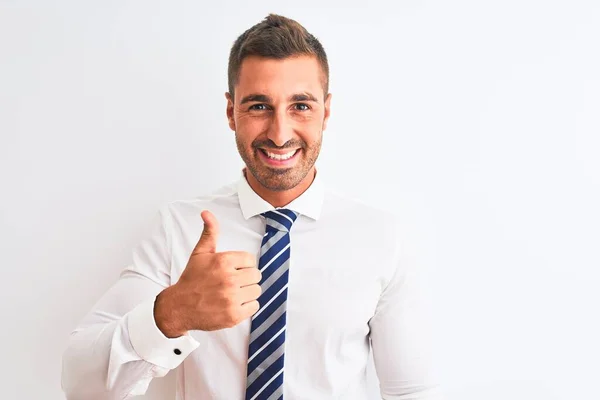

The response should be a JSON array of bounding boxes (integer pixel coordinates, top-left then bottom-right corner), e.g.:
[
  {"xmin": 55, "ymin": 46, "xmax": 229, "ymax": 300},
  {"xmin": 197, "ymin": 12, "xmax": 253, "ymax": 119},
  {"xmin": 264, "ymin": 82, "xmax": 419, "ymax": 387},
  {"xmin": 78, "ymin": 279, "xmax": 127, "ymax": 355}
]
[
  {"xmin": 293, "ymin": 103, "xmax": 310, "ymax": 111},
  {"xmin": 249, "ymin": 104, "xmax": 269, "ymax": 111}
]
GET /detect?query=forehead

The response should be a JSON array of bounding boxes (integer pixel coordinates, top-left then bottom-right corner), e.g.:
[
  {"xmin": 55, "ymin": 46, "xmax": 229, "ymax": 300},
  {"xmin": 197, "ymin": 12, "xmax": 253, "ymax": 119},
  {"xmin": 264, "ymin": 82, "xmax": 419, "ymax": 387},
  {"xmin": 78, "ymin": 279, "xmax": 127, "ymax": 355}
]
[{"xmin": 235, "ymin": 55, "xmax": 325, "ymax": 100}]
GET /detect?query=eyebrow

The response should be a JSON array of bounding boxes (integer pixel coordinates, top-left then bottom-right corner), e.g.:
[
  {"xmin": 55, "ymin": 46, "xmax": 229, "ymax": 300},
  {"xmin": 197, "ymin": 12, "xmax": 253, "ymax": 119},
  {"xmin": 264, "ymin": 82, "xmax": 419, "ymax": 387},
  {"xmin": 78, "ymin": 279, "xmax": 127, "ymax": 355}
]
[
  {"xmin": 290, "ymin": 92, "xmax": 318, "ymax": 102},
  {"xmin": 239, "ymin": 92, "xmax": 319, "ymax": 105},
  {"xmin": 240, "ymin": 94, "xmax": 271, "ymax": 104}
]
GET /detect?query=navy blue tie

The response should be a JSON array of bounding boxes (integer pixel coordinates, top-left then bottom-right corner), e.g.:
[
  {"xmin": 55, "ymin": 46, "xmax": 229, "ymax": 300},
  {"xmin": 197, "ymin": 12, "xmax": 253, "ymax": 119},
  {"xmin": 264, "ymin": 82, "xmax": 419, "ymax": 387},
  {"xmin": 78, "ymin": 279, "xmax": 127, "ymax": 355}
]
[{"xmin": 245, "ymin": 209, "xmax": 299, "ymax": 400}]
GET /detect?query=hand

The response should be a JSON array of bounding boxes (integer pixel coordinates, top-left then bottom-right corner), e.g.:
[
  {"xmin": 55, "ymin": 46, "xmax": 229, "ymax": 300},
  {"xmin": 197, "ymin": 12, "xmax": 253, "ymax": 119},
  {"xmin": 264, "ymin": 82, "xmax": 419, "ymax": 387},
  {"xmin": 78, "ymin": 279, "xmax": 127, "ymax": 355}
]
[{"xmin": 154, "ymin": 210, "xmax": 261, "ymax": 337}]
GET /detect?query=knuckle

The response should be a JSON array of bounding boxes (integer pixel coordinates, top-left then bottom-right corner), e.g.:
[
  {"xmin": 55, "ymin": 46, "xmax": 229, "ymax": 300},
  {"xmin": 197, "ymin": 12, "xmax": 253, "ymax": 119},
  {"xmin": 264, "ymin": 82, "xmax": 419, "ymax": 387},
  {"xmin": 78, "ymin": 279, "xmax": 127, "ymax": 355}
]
[
  {"xmin": 221, "ymin": 292, "xmax": 236, "ymax": 307},
  {"xmin": 215, "ymin": 253, "xmax": 228, "ymax": 268},
  {"xmin": 221, "ymin": 274, "xmax": 237, "ymax": 289},
  {"xmin": 246, "ymin": 252, "xmax": 257, "ymax": 267},
  {"xmin": 231, "ymin": 252, "xmax": 246, "ymax": 268}
]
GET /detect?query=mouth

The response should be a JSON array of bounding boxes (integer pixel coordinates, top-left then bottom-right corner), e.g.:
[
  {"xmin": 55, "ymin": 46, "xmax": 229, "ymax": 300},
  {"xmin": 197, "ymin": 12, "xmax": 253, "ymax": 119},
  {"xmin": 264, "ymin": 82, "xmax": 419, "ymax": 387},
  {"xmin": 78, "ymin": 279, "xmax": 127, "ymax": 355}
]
[{"xmin": 257, "ymin": 148, "xmax": 302, "ymax": 167}]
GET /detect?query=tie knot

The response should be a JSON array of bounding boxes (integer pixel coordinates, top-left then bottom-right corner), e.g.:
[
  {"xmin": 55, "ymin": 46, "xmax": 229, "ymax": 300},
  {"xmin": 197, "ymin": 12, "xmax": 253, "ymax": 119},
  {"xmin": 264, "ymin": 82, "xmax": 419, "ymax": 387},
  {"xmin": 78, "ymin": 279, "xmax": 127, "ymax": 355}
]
[{"xmin": 261, "ymin": 209, "xmax": 299, "ymax": 232}]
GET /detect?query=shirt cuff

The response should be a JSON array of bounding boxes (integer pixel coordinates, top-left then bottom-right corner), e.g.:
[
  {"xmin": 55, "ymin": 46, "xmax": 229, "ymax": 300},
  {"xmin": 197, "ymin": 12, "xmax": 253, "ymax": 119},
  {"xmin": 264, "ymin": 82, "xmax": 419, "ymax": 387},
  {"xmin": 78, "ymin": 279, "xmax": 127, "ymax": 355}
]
[{"xmin": 127, "ymin": 296, "xmax": 200, "ymax": 369}]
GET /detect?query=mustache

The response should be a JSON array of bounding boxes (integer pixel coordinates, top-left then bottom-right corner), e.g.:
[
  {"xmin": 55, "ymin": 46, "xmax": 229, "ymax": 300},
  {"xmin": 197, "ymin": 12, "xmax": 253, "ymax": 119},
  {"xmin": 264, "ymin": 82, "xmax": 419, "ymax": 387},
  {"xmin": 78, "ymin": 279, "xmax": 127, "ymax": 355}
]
[{"xmin": 253, "ymin": 140, "xmax": 305, "ymax": 150}]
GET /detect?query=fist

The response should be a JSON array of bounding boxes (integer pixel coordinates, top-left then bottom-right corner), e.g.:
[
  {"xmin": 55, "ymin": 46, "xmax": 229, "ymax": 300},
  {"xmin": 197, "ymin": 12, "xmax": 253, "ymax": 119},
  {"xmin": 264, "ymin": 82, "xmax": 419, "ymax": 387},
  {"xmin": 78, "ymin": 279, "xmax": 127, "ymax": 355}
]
[{"xmin": 154, "ymin": 210, "xmax": 261, "ymax": 337}]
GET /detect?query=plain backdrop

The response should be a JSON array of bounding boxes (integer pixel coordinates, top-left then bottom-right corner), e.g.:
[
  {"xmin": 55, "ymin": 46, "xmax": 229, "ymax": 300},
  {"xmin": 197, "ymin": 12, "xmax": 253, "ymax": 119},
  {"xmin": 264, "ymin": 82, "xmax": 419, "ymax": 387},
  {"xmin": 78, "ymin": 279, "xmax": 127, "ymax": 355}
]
[{"xmin": 1, "ymin": 1, "xmax": 599, "ymax": 399}]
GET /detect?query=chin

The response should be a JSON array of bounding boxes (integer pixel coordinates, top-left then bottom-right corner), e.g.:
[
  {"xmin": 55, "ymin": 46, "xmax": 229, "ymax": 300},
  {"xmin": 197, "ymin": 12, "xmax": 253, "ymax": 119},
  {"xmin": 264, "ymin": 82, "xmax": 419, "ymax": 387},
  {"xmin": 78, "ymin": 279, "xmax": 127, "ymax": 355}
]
[
  {"xmin": 250, "ymin": 166, "xmax": 304, "ymax": 191},
  {"xmin": 258, "ymin": 173, "xmax": 299, "ymax": 192}
]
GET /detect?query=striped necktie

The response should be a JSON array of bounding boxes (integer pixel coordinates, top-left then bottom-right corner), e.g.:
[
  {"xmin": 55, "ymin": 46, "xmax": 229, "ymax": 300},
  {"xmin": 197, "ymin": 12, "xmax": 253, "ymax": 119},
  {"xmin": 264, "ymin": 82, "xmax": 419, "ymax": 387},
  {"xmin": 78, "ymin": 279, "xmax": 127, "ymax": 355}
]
[{"xmin": 245, "ymin": 208, "xmax": 299, "ymax": 400}]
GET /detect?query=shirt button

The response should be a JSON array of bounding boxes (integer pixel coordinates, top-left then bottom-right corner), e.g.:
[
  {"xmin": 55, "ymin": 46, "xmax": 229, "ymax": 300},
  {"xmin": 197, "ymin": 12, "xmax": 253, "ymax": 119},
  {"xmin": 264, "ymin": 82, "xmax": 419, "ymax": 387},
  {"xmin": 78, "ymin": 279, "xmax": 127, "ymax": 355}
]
[{"xmin": 174, "ymin": 348, "xmax": 182, "ymax": 355}]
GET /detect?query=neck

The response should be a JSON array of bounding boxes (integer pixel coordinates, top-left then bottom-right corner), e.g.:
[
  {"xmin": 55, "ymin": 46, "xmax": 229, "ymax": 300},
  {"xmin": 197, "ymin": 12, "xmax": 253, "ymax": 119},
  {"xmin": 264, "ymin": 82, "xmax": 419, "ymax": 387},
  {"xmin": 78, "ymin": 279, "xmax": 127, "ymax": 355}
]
[{"xmin": 244, "ymin": 167, "xmax": 316, "ymax": 208}]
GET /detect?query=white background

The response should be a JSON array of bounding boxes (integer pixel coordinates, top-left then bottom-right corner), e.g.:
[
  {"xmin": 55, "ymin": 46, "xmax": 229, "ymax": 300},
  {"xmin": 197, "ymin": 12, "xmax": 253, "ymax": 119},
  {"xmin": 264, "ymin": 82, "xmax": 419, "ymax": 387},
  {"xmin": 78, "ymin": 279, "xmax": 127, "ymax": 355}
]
[{"xmin": 1, "ymin": 1, "xmax": 599, "ymax": 399}]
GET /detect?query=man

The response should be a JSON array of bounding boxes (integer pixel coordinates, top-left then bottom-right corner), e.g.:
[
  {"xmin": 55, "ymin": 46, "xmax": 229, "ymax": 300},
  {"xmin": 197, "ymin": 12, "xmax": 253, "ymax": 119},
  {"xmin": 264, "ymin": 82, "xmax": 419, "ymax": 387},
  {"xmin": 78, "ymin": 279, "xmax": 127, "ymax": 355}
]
[{"xmin": 62, "ymin": 14, "xmax": 442, "ymax": 400}]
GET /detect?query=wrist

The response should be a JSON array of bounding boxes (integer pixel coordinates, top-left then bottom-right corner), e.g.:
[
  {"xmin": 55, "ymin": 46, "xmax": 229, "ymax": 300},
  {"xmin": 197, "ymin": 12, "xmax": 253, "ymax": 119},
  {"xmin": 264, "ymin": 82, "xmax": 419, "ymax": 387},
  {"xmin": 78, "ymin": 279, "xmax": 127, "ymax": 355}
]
[{"xmin": 154, "ymin": 286, "xmax": 187, "ymax": 338}]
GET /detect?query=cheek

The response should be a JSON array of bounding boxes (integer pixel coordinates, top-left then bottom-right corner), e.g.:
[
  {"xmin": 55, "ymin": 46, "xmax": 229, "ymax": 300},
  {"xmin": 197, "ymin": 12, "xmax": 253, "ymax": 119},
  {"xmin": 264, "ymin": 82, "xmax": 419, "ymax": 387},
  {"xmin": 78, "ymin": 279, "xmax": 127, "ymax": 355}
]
[
  {"xmin": 236, "ymin": 115, "xmax": 269, "ymax": 136},
  {"xmin": 297, "ymin": 116, "xmax": 324, "ymax": 139}
]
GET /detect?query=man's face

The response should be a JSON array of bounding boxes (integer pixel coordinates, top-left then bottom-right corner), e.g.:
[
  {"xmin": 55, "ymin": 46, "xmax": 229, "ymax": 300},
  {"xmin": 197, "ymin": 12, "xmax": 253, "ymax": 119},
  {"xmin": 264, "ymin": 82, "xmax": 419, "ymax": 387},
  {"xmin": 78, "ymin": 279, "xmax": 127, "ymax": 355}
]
[{"xmin": 226, "ymin": 55, "xmax": 331, "ymax": 192}]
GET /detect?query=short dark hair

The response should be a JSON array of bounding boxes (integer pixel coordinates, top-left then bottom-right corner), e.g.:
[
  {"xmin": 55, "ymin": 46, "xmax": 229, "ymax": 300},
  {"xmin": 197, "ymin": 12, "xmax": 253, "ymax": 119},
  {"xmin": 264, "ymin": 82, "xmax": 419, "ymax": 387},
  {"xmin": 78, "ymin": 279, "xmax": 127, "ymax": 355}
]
[{"xmin": 227, "ymin": 14, "xmax": 329, "ymax": 99}]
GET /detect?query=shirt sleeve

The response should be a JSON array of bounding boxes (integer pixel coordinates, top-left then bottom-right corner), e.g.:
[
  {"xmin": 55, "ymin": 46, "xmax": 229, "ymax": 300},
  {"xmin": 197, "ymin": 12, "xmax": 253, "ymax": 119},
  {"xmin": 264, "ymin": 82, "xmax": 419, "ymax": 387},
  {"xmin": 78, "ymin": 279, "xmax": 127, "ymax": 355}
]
[
  {"xmin": 368, "ymin": 221, "xmax": 445, "ymax": 400},
  {"xmin": 61, "ymin": 206, "xmax": 200, "ymax": 400}
]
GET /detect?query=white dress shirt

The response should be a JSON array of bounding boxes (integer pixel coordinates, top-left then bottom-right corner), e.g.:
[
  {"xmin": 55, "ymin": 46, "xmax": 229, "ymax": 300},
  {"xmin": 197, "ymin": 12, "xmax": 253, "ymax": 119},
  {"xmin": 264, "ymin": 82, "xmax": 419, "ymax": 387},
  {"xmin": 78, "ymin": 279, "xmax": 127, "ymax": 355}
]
[{"xmin": 62, "ymin": 167, "xmax": 443, "ymax": 400}]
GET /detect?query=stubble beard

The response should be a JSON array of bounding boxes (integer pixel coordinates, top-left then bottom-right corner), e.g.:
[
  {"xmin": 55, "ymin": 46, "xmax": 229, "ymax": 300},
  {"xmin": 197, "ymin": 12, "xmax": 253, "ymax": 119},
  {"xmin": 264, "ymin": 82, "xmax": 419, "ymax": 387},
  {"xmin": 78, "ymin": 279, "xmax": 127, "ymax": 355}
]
[{"xmin": 235, "ymin": 134, "xmax": 322, "ymax": 192}]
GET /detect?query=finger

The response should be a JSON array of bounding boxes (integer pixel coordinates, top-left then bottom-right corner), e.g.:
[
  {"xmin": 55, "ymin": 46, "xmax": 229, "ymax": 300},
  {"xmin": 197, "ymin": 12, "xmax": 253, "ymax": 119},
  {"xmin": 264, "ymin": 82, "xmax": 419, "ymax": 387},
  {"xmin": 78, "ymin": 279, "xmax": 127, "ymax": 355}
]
[
  {"xmin": 193, "ymin": 210, "xmax": 220, "ymax": 254},
  {"xmin": 238, "ymin": 284, "xmax": 262, "ymax": 304},
  {"xmin": 236, "ymin": 267, "xmax": 262, "ymax": 286},
  {"xmin": 240, "ymin": 300, "xmax": 260, "ymax": 319},
  {"xmin": 222, "ymin": 251, "xmax": 258, "ymax": 270},
  {"xmin": 237, "ymin": 251, "xmax": 258, "ymax": 269}
]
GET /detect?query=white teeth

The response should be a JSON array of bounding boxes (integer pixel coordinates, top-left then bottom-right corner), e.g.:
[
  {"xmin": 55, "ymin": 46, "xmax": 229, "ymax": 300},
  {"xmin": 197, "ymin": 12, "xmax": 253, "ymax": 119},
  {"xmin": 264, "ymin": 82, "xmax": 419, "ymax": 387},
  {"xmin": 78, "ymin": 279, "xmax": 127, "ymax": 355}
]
[{"xmin": 265, "ymin": 150, "xmax": 297, "ymax": 160}]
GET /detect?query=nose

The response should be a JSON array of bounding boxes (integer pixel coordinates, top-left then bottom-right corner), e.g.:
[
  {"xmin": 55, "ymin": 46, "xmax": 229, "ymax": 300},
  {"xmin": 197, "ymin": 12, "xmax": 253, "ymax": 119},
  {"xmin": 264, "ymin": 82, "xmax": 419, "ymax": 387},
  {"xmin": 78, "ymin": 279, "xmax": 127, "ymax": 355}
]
[{"xmin": 267, "ymin": 109, "xmax": 294, "ymax": 147}]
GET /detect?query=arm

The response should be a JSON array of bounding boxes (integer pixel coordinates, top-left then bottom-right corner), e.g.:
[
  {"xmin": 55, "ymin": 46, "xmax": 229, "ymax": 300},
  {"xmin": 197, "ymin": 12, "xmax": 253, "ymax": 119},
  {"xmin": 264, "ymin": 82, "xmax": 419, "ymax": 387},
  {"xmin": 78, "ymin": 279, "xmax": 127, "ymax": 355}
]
[
  {"xmin": 368, "ymin": 224, "xmax": 444, "ymax": 400},
  {"xmin": 61, "ymin": 207, "xmax": 199, "ymax": 400}
]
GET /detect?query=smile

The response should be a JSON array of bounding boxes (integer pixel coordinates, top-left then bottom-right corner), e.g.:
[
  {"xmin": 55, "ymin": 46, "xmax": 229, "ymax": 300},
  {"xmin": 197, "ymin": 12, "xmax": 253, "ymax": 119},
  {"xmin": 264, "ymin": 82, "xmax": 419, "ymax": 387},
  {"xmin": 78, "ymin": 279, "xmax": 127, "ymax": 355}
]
[
  {"xmin": 258, "ymin": 148, "xmax": 301, "ymax": 167},
  {"xmin": 263, "ymin": 149, "xmax": 297, "ymax": 160}
]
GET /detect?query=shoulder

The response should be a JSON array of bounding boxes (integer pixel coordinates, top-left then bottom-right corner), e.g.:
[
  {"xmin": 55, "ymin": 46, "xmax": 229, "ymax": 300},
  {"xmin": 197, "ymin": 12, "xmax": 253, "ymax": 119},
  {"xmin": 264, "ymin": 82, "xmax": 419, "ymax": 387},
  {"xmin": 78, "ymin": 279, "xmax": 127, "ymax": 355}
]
[
  {"xmin": 159, "ymin": 180, "xmax": 240, "ymax": 222},
  {"xmin": 322, "ymin": 187, "xmax": 401, "ymax": 239}
]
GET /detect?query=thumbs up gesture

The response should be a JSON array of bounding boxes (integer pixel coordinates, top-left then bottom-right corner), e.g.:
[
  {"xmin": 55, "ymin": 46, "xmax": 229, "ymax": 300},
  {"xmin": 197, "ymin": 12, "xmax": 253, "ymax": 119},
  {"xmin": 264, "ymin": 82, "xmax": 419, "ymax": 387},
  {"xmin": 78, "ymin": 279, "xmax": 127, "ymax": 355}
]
[{"xmin": 154, "ymin": 210, "xmax": 262, "ymax": 337}]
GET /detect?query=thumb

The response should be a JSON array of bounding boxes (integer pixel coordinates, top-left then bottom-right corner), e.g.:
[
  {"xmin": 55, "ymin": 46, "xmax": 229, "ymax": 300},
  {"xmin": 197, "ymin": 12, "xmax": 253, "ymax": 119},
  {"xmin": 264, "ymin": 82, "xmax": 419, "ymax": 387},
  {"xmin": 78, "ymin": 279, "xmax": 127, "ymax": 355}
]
[{"xmin": 193, "ymin": 210, "xmax": 220, "ymax": 254}]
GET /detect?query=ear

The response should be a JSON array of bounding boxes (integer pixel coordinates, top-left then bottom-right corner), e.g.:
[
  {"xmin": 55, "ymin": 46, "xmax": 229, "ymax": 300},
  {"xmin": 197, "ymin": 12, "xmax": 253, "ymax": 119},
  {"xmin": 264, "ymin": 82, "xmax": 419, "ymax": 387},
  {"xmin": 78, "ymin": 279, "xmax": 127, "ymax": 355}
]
[
  {"xmin": 322, "ymin": 93, "xmax": 332, "ymax": 131},
  {"xmin": 225, "ymin": 92, "xmax": 236, "ymax": 131}
]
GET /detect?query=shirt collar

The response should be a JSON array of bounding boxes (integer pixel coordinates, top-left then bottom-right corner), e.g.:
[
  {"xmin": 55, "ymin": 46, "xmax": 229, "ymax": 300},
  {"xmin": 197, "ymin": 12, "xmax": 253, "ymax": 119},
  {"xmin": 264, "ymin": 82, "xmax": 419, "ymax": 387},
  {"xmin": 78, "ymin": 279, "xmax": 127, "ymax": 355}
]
[{"xmin": 237, "ymin": 167, "xmax": 325, "ymax": 221}]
